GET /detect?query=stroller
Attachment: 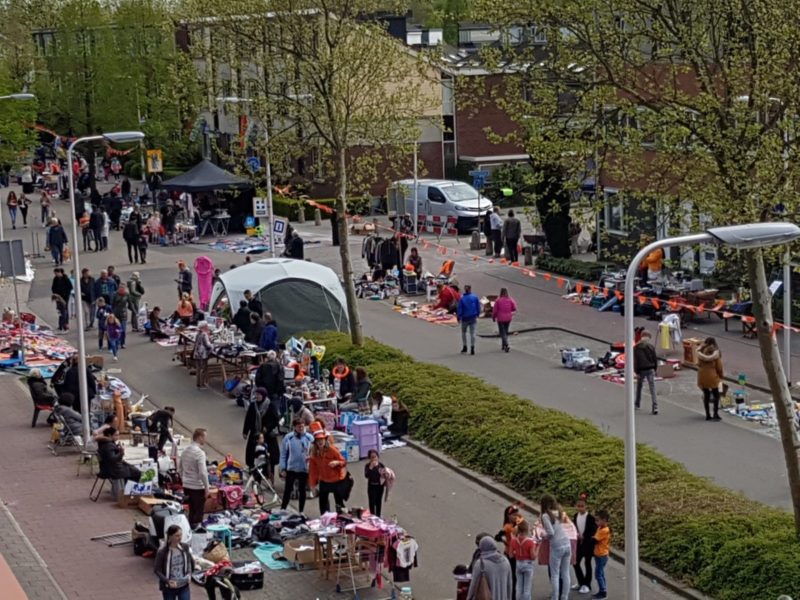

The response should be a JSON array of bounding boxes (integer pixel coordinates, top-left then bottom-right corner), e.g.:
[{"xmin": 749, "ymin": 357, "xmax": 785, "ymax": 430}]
[
  {"xmin": 241, "ymin": 451, "xmax": 279, "ymax": 508},
  {"xmin": 48, "ymin": 404, "xmax": 84, "ymax": 455}
]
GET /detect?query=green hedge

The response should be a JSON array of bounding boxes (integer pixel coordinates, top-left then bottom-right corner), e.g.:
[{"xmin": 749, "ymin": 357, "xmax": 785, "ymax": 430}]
[
  {"xmin": 308, "ymin": 331, "xmax": 800, "ymax": 600},
  {"xmin": 535, "ymin": 254, "xmax": 615, "ymax": 282}
]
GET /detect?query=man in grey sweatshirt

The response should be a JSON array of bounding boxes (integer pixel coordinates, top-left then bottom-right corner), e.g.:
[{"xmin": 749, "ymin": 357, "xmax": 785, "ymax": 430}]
[{"xmin": 178, "ymin": 428, "xmax": 209, "ymax": 528}]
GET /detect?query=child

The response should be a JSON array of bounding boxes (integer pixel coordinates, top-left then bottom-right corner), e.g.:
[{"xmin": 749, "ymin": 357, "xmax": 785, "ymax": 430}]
[
  {"xmin": 364, "ymin": 449, "xmax": 385, "ymax": 517},
  {"xmin": 51, "ymin": 294, "xmax": 68, "ymax": 331},
  {"xmin": 510, "ymin": 519, "xmax": 537, "ymax": 600},
  {"xmin": 106, "ymin": 314, "xmax": 122, "ymax": 361},
  {"xmin": 96, "ymin": 298, "xmax": 111, "ymax": 350},
  {"xmin": 592, "ymin": 510, "xmax": 611, "ymax": 600}
]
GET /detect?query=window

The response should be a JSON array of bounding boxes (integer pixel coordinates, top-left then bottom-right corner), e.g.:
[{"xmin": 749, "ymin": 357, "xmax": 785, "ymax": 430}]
[
  {"xmin": 604, "ymin": 191, "xmax": 626, "ymax": 233},
  {"xmin": 443, "ymin": 115, "xmax": 455, "ymax": 142},
  {"xmin": 428, "ymin": 187, "xmax": 446, "ymax": 203}
]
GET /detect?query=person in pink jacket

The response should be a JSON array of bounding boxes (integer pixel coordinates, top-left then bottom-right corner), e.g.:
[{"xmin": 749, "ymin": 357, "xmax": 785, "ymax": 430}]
[{"xmin": 492, "ymin": 287, "xmax": 517, "ymax": 352}]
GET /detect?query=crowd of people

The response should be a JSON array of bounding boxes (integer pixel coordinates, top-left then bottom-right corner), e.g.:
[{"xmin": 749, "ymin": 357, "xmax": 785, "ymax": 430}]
[{"xmin": 464, "ymin": 496, "xmax": 611, "ymax": 600}]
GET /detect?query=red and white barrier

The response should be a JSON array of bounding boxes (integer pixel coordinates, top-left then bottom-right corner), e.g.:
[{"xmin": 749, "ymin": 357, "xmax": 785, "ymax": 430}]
[{"xmin": 417, "ymin": 215, "xmax": 458, "ymax": 235}]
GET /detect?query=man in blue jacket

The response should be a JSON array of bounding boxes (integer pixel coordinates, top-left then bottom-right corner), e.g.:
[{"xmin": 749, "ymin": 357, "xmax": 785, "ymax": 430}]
[
  {"xmin": 279, "ymin": 419, "xmax": 313, "ymax": 513},
  {"xmin": 259, "ymin": 313, "xmax": 278, "ymax": 351},
  {"xmin": 456, "ymin": 284, "xmax": 481, "ymax": 355}
]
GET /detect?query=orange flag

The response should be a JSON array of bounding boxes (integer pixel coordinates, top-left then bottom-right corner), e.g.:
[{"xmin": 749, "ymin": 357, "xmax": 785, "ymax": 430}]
[
  {"xmin": 528, "ymin": 271, "xmax": 536, "ymax": 278},
  {"xmin": 712, "ymin": 300, "xmax": 726, "ymax": 312},
  {"xmin": 603, "ymin": 288, "xmax": 609, "ymax": 298},
  {"xmin": 500, "ymin": 258, "xmax": 508, "ymax": 265},
  {"xmin": 668, "ymin": 298, "xmax": 679, "ymax": 311},
  {"xmin": 557, "ymin": 277, "xmax": 565, "ymax": 288},
  {"xmin": 575, "ymin": 282, "xmax": 584, "ymax": 294},
  {"xmin": 543, "ymin": 273, "xmax": 552, "ymax": 281},
  {"xmin": 511, "ymin": 261, "xmax": 520, "ymax": 267},
  {"xmin": 651, "ymin": 298, "xmax": 661, "ymax": 310},
  {"xmin": 638, "ymin": 295, "xmax": 647, "ymax": 305},
  {"xmin": 614, "ymin": 290, "xmax": 624, "ymax": 301},
  {"xmin": 590, "ymin": 285, "xmax": 598, "ymax": 295}
]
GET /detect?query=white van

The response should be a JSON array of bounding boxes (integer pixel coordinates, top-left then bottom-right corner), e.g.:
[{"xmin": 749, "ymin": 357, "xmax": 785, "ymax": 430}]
[{"xmin": 386, "ymin": 179, "xmax": 493, "ymax": 233}]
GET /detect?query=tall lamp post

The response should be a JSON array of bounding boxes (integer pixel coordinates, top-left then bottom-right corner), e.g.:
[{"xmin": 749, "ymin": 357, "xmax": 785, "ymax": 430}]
[
  {"xmin": 623, "ymin": 222, "xmax": 800, "ymax": 600},
  {"xmin": 67, "ymin": 131, "xmax": 145, "ymax": 442},
  {"xmin": 0, "ymin": 92, "xmax": 36, "ymax": 241}
]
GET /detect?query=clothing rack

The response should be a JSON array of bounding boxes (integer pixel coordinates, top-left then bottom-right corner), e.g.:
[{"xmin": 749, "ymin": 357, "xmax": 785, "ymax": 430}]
[{"xmin": 335, "ymin": 535, "xmax": 397, "ymax": 600}]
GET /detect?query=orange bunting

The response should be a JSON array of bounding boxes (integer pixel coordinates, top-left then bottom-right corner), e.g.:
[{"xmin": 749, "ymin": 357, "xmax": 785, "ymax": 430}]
[
  {"xmin": 500, "ymin": 258, "xmax": 508, "ymax": 265},
  {"xmin": 668, "ymin": 299, "xmax": 679, "ymax": 311},
  {"xmin": 603, "ymin": 288, "xmax": 609, "ymax": 298},
  {"xmin": 575, "ymin": 282, "xmax": 584, "ymax": 294},
  {"xmin": 722, "ymin": 311, "xmax": 734, "ymax": 318},
  {"xmin": 590, "ymin": 285, "xmax": 598, "ymax": 295},
  {"xmin": 712, "ymin": 300, "xmax": 726, "ymax": 312},
  {"xmin": 637, "ymin": 295, "xmax": 647, "ymax": 305},
  {"xmin": 557, "ymin": 277, "xmax": 565, "ymax": 288},
  {"xmin": 772, "ymin": 323, "xmax": 783, "ymax": 335},
  {"xmin": 528, "ymin": 270, "xmax": 536, "ymax": 278},
  {"xmin": 614, "ymin": 290, "xmax": 624, "ymax": 301},
  {"xmin": 543, "ymin": 273, "xmax": 552, "ymax": 281},
  {"xmin": 511, "ymin": 261, "xmax": 520, "ymax": 267},
  {"xmin": 651, "ymin": 298, "xmax": 660, "ymax": 310},
  {"xmin": 742, "ymin": 315, "xmax": 755, "ymax": 323}
]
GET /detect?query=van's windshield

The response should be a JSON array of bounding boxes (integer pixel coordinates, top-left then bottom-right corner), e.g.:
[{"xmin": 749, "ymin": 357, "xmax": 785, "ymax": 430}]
[{"xmin": 441, "ymin": 182, "xmax": 480, "ymax": 203}]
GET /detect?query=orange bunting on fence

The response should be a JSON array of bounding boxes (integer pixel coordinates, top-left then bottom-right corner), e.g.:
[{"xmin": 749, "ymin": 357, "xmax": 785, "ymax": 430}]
[
  {"xmin": 543, "ymin": 273, "xmax": 552, "ymax": 281},
  {"xmin": 637, "ymin": 295, "xmax": 647, "ymax": 305},
  {"xmin": 722, "ymin": 311, "xmax": 734, "ymax": 319},
  {"xmin": 557, "ymin": 277, "xmax": 565, "ymax": 288},
  {"xmin": 668, "ymin": 299, "xmax": 679, "ymax": 311},
  {"xmin": 614, "ymin": 290, "xmax": 624, "ymax": 301},
  {"xmin": 590, "ymin": 285, "xmax": 598, "ymax": 295},
  {"xmin": 712, "ymin": 300, "xmax": 726, "ymax": 312},
  {"xmin": 511, "ymin": 261, "xmax": 520, "ymax": 267},
  {"xmin": 575, "ymin": 282, "xmax": 584, "ymax": 294},
  {"xmin": 742, "ymin": 315, "xmax": 756, "ymax": 323},
  {"xmin": 651, "ymin": 298, "xmax": 660, "ymax": 310},
  {"xmin": 603, "ymin": 288, "xmax": 609, "ymax": 298},
  {"xmin": 528, "ymin": 270, "xmax": 536, "ymax": 278},
  {"xmin": 772, "ymin": 323, "xmax": 783, "ymax": 336}
]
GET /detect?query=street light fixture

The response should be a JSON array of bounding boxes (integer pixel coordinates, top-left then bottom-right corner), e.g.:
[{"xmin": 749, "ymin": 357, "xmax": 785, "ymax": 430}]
[
  {"xmin": 623, "ymin": 221, "xmax": 800, "ymax": 600},
  {"xmin": 0, "ymin": 93, "xmax": 35, "ymax": 101},
  {"xmin": 67, "ymin": 131, "xmax": 145, "ymax": 443}
]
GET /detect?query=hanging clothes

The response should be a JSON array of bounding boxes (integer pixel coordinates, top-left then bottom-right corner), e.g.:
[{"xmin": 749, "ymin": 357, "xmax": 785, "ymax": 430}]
[{"xmin": 660, "ymin": 313, "xmax": 682, "ymax": 348}]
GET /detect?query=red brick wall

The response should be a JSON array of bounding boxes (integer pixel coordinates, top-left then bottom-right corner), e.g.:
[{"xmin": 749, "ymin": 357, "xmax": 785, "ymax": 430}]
[{"xmin": 455, "ymin": 74, "xmax": 524, "ymax": 159}]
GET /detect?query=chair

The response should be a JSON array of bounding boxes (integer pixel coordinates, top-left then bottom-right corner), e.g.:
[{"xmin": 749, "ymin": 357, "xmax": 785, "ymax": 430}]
[
  {"xmin": 89, "ymin": 474, "xmax": 123, "ymax": 502},
  {"xmin": 31, "ymin": 402, "xmax": 54, "ymax": 428},
  {"xmin": 77, "ymin": 450, "xmax": 99, "ymax": 477}
]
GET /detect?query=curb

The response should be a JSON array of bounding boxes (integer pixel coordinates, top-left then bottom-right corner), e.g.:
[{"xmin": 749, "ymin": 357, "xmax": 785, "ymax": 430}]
[{"xmin": 403, "ymin": 437, "xmax": 712, "ymax": 600}]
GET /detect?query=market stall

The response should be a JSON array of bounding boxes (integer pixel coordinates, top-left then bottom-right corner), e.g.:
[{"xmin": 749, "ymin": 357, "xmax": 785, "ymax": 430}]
[{"xmin": 209, "ymin": 259, "xmax": 349, "ymax": 339}]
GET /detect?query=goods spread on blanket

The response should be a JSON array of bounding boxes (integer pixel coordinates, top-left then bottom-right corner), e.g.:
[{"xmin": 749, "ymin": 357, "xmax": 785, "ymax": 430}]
[
  {"xmin": 393, "ymin": 301, "xmax": 457, "ymax": 326},
  {"xmin": 0, "ymin": 324, "xmax": 76, "ymax": 375}
]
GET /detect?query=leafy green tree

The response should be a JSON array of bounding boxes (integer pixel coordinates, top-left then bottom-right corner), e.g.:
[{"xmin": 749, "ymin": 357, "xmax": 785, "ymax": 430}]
[
  {"xmin": 184, "ymin": 0, "xmax": 437, "ymax": 345},
  {"xmin": 477, "ymin": 0, "xmax": 800, "ymax": 535}
]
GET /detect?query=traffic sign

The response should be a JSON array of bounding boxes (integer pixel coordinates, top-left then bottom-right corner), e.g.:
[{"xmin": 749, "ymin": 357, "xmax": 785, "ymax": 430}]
[
  {"xmin": 252, "ymin": 197, "xmax": 269, "ymax": 218},
  {"xmin": 274, "ymin": 217, "xmax": 288, "ymax": 236},
  {"xmin": 469, "ymin": 169, "xmax": 489, "ymax": 190},
  {"xmin": 246, "ymin": 156, "xmax": 261, "ymax": 172}
]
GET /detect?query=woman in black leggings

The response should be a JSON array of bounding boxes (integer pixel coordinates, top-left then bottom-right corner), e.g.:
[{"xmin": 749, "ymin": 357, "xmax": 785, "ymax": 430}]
[
  {"xmin": 697, "ymin": 337, "xmax": 724, "ymax": 421},
  {"xmin": 364, "ymin": 449, "xmax": 386, "ymax": 517}
]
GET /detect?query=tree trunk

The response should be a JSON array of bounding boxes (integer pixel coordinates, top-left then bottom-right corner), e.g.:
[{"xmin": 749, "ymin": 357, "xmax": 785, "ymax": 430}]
[
  {"xmin": 334, "ymin": 146, "xmax": 363, "ymax": 346},
  {"xmin": 746, "ymin": 249, "xmax": 800, "ymax": 537}
]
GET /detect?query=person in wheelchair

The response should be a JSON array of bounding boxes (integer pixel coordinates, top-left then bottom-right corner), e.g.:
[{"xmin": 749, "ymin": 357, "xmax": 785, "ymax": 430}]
[{"xmin": 97, "ymin": 427, "xmax": 141, "ymax": 483}]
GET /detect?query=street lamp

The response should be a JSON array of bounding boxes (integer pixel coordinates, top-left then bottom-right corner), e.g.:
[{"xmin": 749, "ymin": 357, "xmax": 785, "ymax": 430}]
[
  {"xmin": 623, "ymin": 222, "xmax": 800, "ymax": 600},
  {"xmin": 67, "ymin": 131, "xmax": 145, "ymax": 443},
  {"xmin": 0, "ymin": 92, "xmax": 36, "ymax": 241},
  {"xmin": 0, "ymin": 93, "xmax": 35, "ymax": 101}
]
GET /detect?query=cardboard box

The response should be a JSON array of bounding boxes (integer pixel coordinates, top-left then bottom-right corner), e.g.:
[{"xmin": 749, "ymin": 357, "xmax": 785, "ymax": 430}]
[
  {"xmin": 138, "ymin": 496, "xmax": 169, "ymax": 515},
  {"xmin": 656, "ymin": 363, "xmax": 676, "ymax": 379},
  {"xmin": 682, "ymin": 338, "xmax": 703, "ymax": 366},
  {"xmin": 117, "ymin": 493, "xmax": 140, "ymax": 508},
  {"xmin": 283, "ymin": 537, "xmax": 316, "ymax": 567}
]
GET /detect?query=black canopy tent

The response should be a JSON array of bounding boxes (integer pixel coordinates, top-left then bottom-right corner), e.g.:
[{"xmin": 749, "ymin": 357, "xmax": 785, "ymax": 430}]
[{"xmin": 160, "ymin": 159, "xmax": 253, "ymax": 192}]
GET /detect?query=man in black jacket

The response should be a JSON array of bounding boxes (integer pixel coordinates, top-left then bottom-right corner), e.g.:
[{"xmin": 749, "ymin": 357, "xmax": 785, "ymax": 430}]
[
  {"xmin": 255, "ymin": 351, "xmax": 285, "ymax": 410},
  {"xmin": 633, "ymin": 330, "xmax": 658, "ymax": 414},
  {"xmin": 79, "ymin": 268, "xmax": 96, "ymax": 329},
  {"xmin": 244, "ymin": 289, "xmax": 263, "ymax": 317},
  {"xmin": 62, "ymin": 359, "xmax": 97, "ymax": 412},
  {"xmin": 572, "ymin": 495, "xmax": 598, "ymax": 594},
  {"xmin": 146, "ymin": 407, "xmax": 175, "ymax": 452},
  {"xmin": 232, "ymin": 300, "xmax": 252, "ymax": 336},
  {"xmin": 245, "ymin": 312, "xmax": 264, "ymax": 346},
  {"xmin": 286, "ymin": 231, "xmax": 304, "ymax": 259}
]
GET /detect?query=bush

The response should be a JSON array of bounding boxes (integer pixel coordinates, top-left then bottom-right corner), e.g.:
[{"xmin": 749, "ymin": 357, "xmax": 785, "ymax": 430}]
[
  {"xmin": 535, "ymin": 254, "xmax": 616, "ymax": 282},
  {"xmin": 306, "ymin": 331, "xmax": 800, "ymax": 600}
]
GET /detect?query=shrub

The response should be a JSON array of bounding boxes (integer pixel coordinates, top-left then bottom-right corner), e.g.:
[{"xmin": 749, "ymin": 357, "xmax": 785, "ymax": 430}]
[
  {"xmin": 273, "ymin": 196, "xmax": 372, "ymax": 221},
  {"xmin": 307, "ymin": 330, "xmax": 800, "ymax": 600},
  {"xmin": 535, "ymin": 254, "xmax": 616, "ymax": 282}
]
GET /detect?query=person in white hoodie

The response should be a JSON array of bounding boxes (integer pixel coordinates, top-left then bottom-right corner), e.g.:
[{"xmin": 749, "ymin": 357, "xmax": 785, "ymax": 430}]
[
  {"xmin": 179, "ymin": 428, "xmax": 210, "ymax": 529},
  {"xmin": 369, "ymin": 391, "xmax": 393, "ymax": 426}
]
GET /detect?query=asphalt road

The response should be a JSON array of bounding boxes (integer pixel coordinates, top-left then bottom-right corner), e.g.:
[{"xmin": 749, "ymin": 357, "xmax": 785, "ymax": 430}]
[{"xmin": 11, "ymin": 190, "xmax": 684, "ymax": 599}]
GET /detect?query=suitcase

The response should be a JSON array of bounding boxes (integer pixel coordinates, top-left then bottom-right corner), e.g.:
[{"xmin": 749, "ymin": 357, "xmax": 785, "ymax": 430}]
[{"xmin": 230, "ymin": 561, "xmax": 264, "ymax": 590}]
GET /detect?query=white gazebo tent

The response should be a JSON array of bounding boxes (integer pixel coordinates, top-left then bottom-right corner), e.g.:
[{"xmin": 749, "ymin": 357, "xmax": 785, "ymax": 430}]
[{"xmin": 209, "ymin": 258, "xmax": 349, "ymax": 338}]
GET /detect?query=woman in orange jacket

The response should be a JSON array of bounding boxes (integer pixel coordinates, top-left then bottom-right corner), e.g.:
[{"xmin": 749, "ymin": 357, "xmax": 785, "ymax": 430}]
[{"xmin": 308, "ymin": 429, "xmax": 348, "ymax": 514}]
